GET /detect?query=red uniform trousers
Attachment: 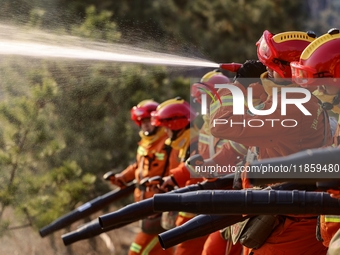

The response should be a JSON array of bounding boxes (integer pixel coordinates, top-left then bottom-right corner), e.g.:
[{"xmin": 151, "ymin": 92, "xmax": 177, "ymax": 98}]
[
  {"xmin": 202, "ymin": 230, "xmax": 243, "ymax": 255},
  {"xmin": 129, "ymin": 231, "xmax": 174, "ymax": 255},
  {"xmin": 174, "ymin": 214, "xmax": 209, "ymax": 255},
  {"xmin": 251, "ymin": 216, "xmax": 327, "ymax": 255}
]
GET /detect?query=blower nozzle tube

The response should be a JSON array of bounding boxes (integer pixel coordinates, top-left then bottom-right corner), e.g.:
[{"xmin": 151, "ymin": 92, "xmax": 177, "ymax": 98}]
[
  {"xmin": 98, "ymin": 198, "xmax": 153, "ymax": 229},
  {"xmin": 98, "ymin": 174, "xmax": 235, "ymax": 229},
  {"xmin": 39, "ymin": 180, "xmax": 136, "ymax": 237},
  {"xmin": 248, "ymin": 147, "xmax": 340, "ymax": 186},
  {"xmin": 158, "ymin": 214, "xmax": 248, "ymax": 249},
  {"xmin": 153, "ymin": 190, "xmax": 340, "ymax": 215},
  {"xmin": 62, "ymin": 218, "xmax": 132, "ymax": 246}
]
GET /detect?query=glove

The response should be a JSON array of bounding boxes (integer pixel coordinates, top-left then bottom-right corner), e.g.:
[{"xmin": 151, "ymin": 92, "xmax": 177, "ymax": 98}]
[
  {"xmin": 219, "ymin": 226, "xmax": 232, "ymax": 241},
  {"xmin": 327, "ymin": 189, "xmax": 340, "ymax": 199},
  {"xmin": 112, "ymin": 173, "xmax": 128, "ymax": 188},
  {"xmin": 233, "ymin": 60, "xmax": 267, "ymax": 88},
  {"xmin": 184, "ymin": 154, "xmax": 208, "ymax": 178}
]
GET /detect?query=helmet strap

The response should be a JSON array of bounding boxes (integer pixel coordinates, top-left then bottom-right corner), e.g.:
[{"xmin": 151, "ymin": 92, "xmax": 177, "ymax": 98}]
[
  {"xmin": 142, "ymin": 126, "xmax": 158, "ymax": 136},
  {"xmin": 322, "ymin": 93, "xmax": 340, "ymax": 110}
]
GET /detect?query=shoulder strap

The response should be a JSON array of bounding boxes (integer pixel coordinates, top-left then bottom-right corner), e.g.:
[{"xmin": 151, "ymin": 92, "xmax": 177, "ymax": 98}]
[
  {"xmin": 160, "ymin": 144, "xmax": 173, "ymax": 178},
  {"xmin": 184, "ymin": 139, "xmax": 199, "ymax": 162},
  {"xmin": 322, "ymin": 109, "xmax": 329, "ymax": 147}
]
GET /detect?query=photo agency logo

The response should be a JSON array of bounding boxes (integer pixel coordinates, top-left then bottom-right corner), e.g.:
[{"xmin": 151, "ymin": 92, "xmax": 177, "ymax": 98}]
[{"xmin": 197, "ymin": 82, "xmax": 312, "ymax": 128}]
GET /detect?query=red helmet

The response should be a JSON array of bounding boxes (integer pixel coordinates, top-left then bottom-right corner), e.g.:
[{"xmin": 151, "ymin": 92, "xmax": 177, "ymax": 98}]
[
  {"xmin": 256, "ymin": 30, "xmax": 316, "ymax": 78},
  {"xmin": 291, "ymin": 28, "xmax": 340, "ymax": 87},
  {"xmin": 151, "ymin": 97, "xmax": 197, "ymax": 131},
  {"xmin": 191, "ymin": 69, "xmax": 230, "ymax": 104},
  {"xmin": 130, "ymin": 100, "xmax": 159, "ymax": 126}
]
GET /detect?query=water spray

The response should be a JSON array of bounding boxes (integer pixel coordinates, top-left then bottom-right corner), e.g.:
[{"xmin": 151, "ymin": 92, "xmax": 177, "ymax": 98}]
[
  {"xmin": 0, "ymin": 40, "xmax": 221, "ymax": 68},
  {"xmin": 0, "ymin": 24, "xmax": 219, "ymax": 68},
  {"xmin": 0, "ymin": 24, "xmax": 246, "ymax": 71}
]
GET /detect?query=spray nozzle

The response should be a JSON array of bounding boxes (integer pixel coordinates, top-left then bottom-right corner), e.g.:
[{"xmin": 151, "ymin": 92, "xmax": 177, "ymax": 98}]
[{"xmin": 219, "ymin": 63, "xmax": 242, "ymax": 72}]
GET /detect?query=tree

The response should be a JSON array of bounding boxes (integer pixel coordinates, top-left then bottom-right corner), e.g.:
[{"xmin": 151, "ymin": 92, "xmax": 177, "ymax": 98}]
[{"xmin": 0, "ymin": 59, "xmax": 96, "ymax": 234}]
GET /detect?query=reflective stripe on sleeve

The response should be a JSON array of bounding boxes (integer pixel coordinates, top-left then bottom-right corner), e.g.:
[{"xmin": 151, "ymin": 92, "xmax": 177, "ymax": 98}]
[
  {"xmin": 142, "ymin": 236, "xmax": 159, "ymax": 255},
  {"xmin": 137, "ymin": 146, "xmax": 147, "ymax": 156},
  {"xmin": 325, "ymin": 215, "xmax": 340, "ymax": 222},
  {"xmin": 210, "ymin": 95, "xmax": 234, "ymax": 115},
  {"xmin": 216, "ymin": 139, "xmax": 228, "ymax": 149},
  {"xmin": 130, "ymin": 242, "xmax": 142, "ymax": 253},
  {"xmin": 199, "ymin": 133, "xmax": 210, "ymax": 145},
  {"xmin": 178, "ymin": 212, "xmax": 196, "ymax": 218},
  {"xmin": 229, "ymin": 141, "xmax": 248, "ymax": 156}
]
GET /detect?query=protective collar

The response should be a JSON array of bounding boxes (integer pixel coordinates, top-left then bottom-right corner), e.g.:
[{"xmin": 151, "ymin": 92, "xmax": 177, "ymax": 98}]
[
  {"xmin": 171, "ymin": 125, "xmax": 199, "ymax": 160},
  {"xmin": 139, "ymin": 127, "xmax": 166, "ymax": 148},
  {"xmin": 261, "ymin": 72, "xmax": 298, "ymax": 96}
]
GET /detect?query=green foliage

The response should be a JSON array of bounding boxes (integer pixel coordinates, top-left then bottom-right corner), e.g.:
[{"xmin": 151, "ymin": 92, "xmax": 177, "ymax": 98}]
[
  {"xmin": 27, "ymin": 8, "xmax": 46, "ymax": 29},
  {"xmin": 23, "ymin": 161, "xmax": 96, "ymax": 229},
  {"xmin": 0, "ymin": 54, "xmax": 188, "ymax": 234},
  {"xmin": 71, "ymin": 5, "xmax": 121, "ymax": 42},
  {"xmin": 0, "ymin": 64, "xmax": 70, "ymax": 230},
  {"xmin": 0, "ymin": 0, "xmax": 32, "ymax": 24},
  {"xmin": 61, "ymin": 0, "xmax": 306, "ymax": 62},
  {"xmin": 147, "ymin": 0, "xmax": 307, "ymax": 62}
]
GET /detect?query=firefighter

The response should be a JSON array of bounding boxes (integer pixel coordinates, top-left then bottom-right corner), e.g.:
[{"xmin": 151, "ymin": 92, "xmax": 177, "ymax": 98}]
[
  {"xmin": 290, "ymin": 28, "xmax": 340, "ymax": 250},
  {"xmin": 150, "ymin": 97, "xmax": 212, "ymax": 255},
  {"xmin": 192, "ymin": 71, "xmax": 267, "ymax": 255},
  {"xmin": 190, "ymin": 69, "xmax": 250, "ymax": 174},
  {"xmin": 106, "ymin": 99, "xmax": 176, "ymax": 255},
  {"xmin": 151, "ymin": 97, "xmax": 199, "ymax": 190},
  {"xmin": 190, "ymin": 69, "xmax": 246, "ymax": 255},
  {"xmin": 210, "ymin": 30, "xmax": 330, "ymax": 255},
  {"xmin": 290, "ymin": 27, "xmax": 340, "ymax": 149},
  {"xmin": 191, "ymin": 69, "xmax": 230, "ymax": 164}
]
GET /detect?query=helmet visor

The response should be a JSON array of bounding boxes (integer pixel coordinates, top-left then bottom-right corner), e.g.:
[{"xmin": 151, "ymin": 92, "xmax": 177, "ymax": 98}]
[
  {"xmin": 151, "ymin": 111, "xmax": 188, "ymax": 130},
  {"xmin": 150, "ymin": 111, "xmax": 162, "ymax": 127},
  {"xmin": 256, "ymin": 31, "xmax": 276, "ymax": 66},
  {"xmin": 191, "ymin": 82, "xmax": 217, "ymax": 104},
  {"xmin": 256, "ymin": 30, "xmax": 290, "ymax": 78},
  {"xmin": 290, "ymin": 61, "xmax": 324, "ymax": 86},
  {"xmin": 131, "ymin": 107, "xmax": 150, "ymax": 126},
  {"xmin": 191, "ymin": 83, "xmax": 205, "ymax": 104}
]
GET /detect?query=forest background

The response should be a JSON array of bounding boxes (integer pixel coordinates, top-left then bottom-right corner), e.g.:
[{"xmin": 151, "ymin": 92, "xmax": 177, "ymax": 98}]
[{"xmin": 0, "ymin": 0, "xmax": 339, "ymax": 254}]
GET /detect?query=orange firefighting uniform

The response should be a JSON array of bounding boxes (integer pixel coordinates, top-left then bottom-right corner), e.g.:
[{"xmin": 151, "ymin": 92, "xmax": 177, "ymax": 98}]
[
  {"xmin": 210, "ymin": 73, "xmax": 331, "ymax": 255},
  {"xmin": 165, "ymin": 125, "xmax": 212, "ymax": 255},
  {"xmin": 118, "ymin": 127, "xmax": 179, "ymax": 255},
  {"xmin": 319, "ymin": 122, "xmax": 340, "ymax": 248},
  {"xmin": 119, "ymin": 127, "xmax": 178, "ymax": 201},
  {"xmin": 198, "ymin": 116, "xmax": 229, "ymax": 160},
  {"xmin": 201, "ymin": 83, "xmax": 267, "ymax": 255},
  {"xmin": 314, "ymin": 91, "xmax": 340, "ymax": 248},
  {"xmin": 199, "ymin": 117, "xmax": 246, "ymax": 255}
]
